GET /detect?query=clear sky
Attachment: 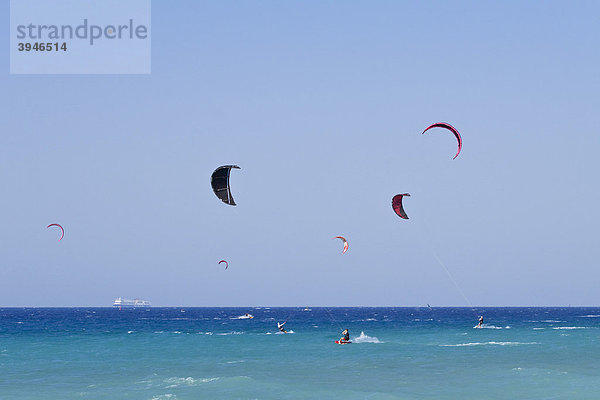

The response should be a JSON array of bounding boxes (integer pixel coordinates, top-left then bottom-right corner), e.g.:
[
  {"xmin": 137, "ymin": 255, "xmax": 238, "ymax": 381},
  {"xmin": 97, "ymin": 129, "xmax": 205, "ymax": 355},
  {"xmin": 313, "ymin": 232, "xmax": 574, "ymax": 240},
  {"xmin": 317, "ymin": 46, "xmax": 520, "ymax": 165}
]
[{"xmin": 1, "ymin": 1, "xmax": 599, "ymax": 306}]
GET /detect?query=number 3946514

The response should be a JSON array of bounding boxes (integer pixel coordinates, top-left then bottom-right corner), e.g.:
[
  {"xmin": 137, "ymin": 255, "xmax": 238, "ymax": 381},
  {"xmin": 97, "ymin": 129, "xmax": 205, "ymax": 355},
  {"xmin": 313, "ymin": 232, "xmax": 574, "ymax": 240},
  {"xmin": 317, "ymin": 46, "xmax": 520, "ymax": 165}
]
[{"xmin": 18, "ymin": 42, "xmax": 67, "ymax": 51}]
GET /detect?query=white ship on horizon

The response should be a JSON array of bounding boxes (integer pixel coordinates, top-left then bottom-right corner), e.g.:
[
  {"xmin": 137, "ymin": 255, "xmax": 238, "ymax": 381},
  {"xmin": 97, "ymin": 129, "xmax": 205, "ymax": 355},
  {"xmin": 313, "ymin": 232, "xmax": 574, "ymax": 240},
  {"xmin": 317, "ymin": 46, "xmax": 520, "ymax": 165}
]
[{"xmin": 113, "ymin": 297, "xmax": 151, "ymax": 308}]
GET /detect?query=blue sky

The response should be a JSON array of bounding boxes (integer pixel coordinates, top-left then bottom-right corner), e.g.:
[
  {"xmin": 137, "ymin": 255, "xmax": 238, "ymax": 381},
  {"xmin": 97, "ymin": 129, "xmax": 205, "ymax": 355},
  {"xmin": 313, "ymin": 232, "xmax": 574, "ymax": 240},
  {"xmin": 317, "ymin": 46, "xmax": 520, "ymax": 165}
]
[{"xmin": 1, "ymin": 1, "xmax": 599, "ymax": 306}]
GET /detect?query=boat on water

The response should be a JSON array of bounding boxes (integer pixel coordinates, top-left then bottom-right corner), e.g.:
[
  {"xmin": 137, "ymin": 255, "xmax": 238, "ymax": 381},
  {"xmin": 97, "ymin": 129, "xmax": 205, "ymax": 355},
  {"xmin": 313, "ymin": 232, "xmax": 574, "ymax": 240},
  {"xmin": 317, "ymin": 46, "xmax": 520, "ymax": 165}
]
[
  {"xmin": 113, "ymin": 297, "xmax": 151, "ymax": 309},
  {"xmin": 231, "ymin": 313, "xmax": 254, "ymax": 319}
]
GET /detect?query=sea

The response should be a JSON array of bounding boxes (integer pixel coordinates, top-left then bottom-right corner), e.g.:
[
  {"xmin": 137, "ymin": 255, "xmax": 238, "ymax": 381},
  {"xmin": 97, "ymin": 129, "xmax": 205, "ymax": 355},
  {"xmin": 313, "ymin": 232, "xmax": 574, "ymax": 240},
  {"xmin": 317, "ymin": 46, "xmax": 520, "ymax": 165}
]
[{"xmin": 1, "ymin": 307, "xmax": 599, "ymax": 399}]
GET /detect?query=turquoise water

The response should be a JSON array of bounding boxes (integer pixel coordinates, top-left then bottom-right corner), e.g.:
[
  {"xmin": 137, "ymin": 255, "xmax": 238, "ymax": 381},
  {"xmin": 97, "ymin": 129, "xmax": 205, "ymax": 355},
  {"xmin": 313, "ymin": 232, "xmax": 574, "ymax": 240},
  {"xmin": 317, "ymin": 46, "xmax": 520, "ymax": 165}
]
[{"xmin": 1, "ymin": 307, "xmax": 599, "ymax": 399}]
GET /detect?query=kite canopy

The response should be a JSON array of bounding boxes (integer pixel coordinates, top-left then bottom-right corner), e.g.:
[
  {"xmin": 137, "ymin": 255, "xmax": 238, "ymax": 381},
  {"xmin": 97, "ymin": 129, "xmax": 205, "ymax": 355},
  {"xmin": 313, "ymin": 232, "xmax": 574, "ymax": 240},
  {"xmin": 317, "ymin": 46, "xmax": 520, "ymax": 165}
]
[
  {"xmin": 211, "ymin": 165, "xmax": 240, "ymax": 206},
  {"xmin": 47, "ymin": 223, "xmax": 64, "ymax": 241},
  {"xmin": 334, "ymin": 236, "xmax": 349, "ymax": 254},
  {"xmin": 218, "ymin": 260, "xmax": 229, "ymax": 269},
  {"xmin": 392, "ymin": 194, "xmax": 411, "ymax": 219},
  {"xmin": 422, "ymin": 122, "xmax": 462, "ymax": 159}
]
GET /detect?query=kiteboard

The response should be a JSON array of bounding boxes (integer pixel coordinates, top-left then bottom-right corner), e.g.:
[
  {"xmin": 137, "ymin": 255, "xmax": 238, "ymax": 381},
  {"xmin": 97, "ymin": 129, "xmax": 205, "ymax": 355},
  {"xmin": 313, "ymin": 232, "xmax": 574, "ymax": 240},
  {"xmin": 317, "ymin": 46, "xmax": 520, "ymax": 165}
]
[{"xmin": 335, "ymin": 340, "xmax": 352, "ymax": 345}]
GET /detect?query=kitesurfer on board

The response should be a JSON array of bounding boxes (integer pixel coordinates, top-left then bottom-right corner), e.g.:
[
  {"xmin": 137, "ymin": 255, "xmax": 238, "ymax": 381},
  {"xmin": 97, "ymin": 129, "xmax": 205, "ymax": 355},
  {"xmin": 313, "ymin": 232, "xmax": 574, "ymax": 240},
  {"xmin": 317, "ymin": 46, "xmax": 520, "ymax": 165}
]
[
  {"xmin": 277, "ymin": 321, "xmax": 288, "ymax": 334},
  {"xmin": 339, "ymin": 329, "xmax": 350, "ymax": 343},
  {"xmin": 476, "ymin": 315, "xmax": 484, "ymax": 328}
]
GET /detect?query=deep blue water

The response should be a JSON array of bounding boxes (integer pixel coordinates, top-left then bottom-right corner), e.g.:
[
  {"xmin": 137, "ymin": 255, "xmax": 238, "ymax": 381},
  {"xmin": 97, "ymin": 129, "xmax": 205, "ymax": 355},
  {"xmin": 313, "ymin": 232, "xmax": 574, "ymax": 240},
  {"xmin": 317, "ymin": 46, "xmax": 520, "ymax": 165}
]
[{"xmin": 1, "ymin": 307, "xmax": 600, "ymax": 399}]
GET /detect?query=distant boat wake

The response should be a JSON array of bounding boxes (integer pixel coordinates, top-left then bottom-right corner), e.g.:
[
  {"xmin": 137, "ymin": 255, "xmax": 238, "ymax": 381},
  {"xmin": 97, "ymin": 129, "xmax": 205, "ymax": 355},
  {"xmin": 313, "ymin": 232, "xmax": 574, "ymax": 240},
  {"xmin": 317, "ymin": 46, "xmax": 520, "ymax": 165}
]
[{"xmin": 352, "ymin": 332, "xmax": 382, "ymax": 343}]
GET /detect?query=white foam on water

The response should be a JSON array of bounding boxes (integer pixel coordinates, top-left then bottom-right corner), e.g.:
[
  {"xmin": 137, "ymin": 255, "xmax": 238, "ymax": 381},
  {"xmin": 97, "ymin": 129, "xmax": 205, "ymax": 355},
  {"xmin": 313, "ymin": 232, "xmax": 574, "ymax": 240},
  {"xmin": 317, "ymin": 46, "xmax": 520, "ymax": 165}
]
[
  {"xmin": 215, "ymin": 331, "xmax": 243, "ymax": 335},
  {"xmin": 127, "ymin": 331, "xmax": 134, "ymax": 334},
  {"xmin": 352, "ymin": 331, "xmax": 382, "ymax": 343},
  {"xmin": 578, "ymin": 315, "xmax": 600, "ymax": 318},
  {"xmin": 151, "ymin": 394, "xmax": 176, "ymax": 400},
  {"xmin": 552, "ymin": 327, "xmax": 588, "ymax": 330},
  {"xmin": 441, "ymin": 341, "xmax": 539, "ymax": 347},
  {"xmin": 474, "ymin": 324, "xmax": 505, "ymax": 329},
  {"xmin": 533, "ymin": 328, "xmax": 545, "ymax": 330},
  {"xmin": 164, "ymin": 377, "xmax": 219, "ymax": 388}
]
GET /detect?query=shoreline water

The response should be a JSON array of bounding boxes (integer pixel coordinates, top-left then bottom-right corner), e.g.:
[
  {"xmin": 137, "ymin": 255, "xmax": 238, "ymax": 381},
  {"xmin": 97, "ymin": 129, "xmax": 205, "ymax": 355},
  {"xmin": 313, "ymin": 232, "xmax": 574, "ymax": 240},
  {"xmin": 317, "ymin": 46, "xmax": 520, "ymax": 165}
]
[{"xmin": 2, "ymin": 307, "xmax": 600, "ymax": 399}]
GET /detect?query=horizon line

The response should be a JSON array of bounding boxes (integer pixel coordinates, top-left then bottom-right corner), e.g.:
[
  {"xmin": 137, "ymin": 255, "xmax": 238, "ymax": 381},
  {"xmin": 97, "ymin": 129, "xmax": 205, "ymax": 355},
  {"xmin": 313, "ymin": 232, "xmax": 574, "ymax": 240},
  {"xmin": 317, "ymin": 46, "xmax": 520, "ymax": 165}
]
[{"xmin": 1, "ymin": 305, "xmax": 599, "ymax": 308}]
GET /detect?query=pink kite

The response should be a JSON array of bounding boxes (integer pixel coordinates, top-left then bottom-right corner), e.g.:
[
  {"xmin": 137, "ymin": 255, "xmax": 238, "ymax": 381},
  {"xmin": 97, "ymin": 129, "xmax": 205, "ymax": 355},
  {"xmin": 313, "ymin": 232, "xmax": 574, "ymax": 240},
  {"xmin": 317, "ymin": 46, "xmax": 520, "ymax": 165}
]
[
  {"xmin": 422, "ymin": 122, "xmax": 462, "ymax": 159},
  {"xmin": 392, "ymin": 194, "xmax": 411, "ymax": 219},
  {"xmin": 47, "ymin": 224, "xmax": 64, "ymax": 241},
  {"xmin": 334, "ymin": 236, "xmax": 349, "ymax": 254}
]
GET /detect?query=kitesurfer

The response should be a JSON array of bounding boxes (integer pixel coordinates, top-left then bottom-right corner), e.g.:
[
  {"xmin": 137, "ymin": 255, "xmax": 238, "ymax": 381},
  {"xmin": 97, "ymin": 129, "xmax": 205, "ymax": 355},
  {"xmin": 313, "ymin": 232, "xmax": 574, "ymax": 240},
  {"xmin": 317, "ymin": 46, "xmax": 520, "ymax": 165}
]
[
  {"xmin": 477, "ymin": 316, "xmax": 484, "ymax": 328},
  {"xmin": 277, "ymin": 321, "xmax": 288, "ymax": 334},
  {"xmin": 339, "ymin": 329, "xmax": 350, "ymax": 343}
]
